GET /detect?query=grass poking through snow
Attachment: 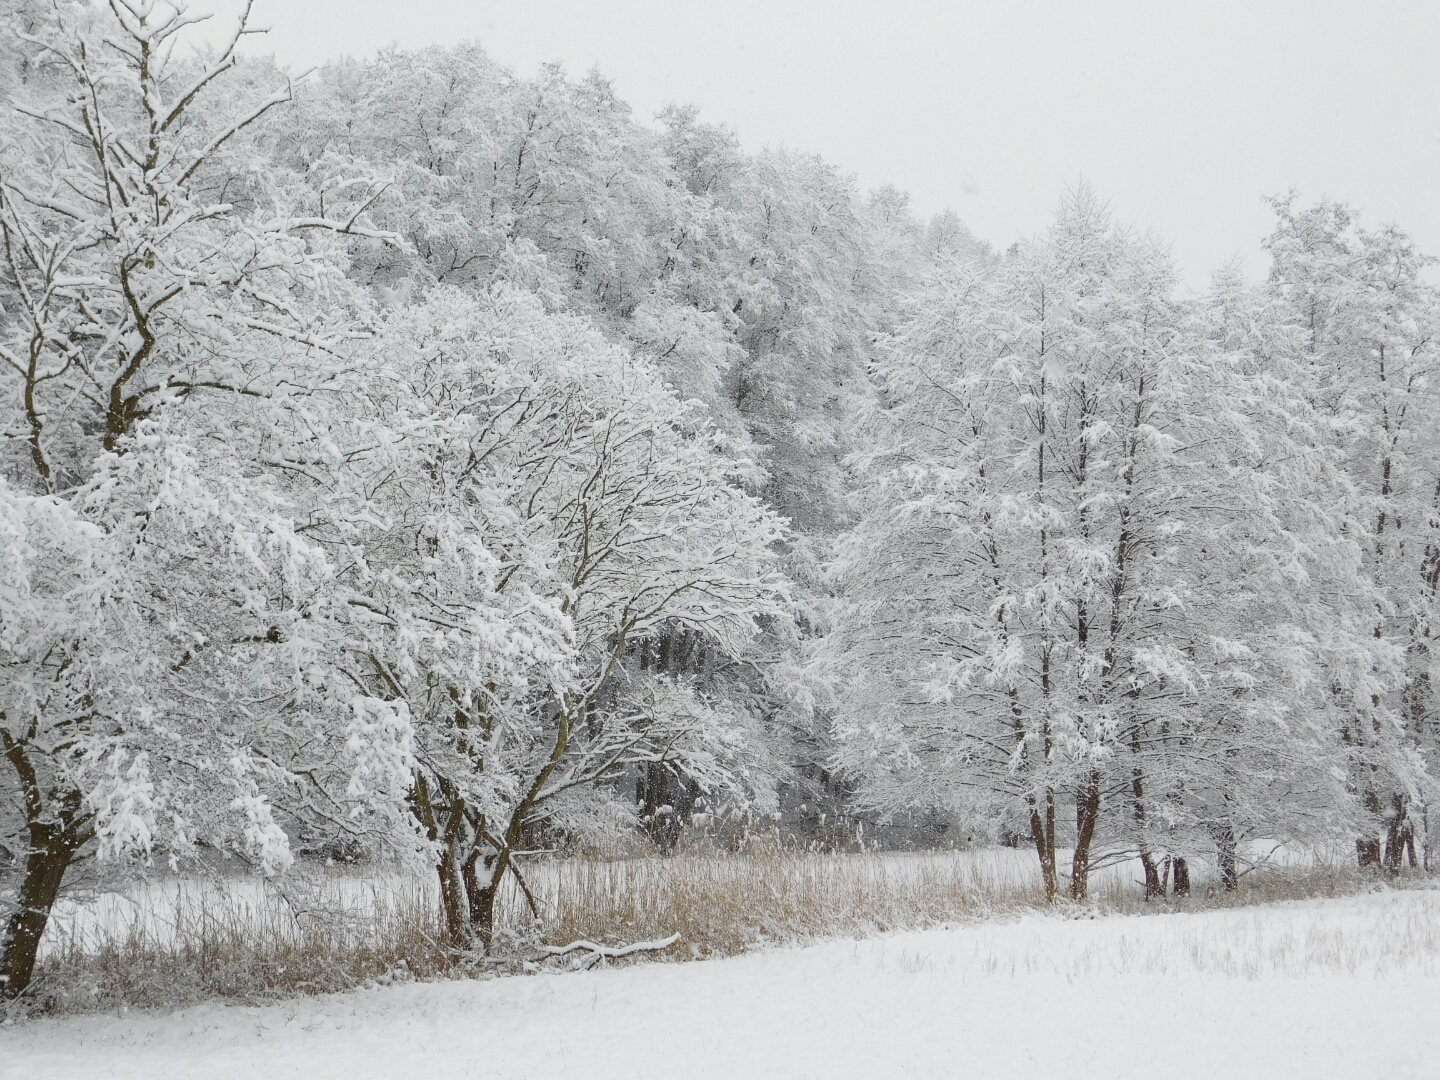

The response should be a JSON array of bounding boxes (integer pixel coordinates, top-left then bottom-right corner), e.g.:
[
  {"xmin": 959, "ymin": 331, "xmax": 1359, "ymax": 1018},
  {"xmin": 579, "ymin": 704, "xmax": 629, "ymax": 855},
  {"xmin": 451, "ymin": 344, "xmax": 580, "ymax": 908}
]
[{"xmin": 17, "ymin": 846, "xmax": 1427, "ymax": 1014}]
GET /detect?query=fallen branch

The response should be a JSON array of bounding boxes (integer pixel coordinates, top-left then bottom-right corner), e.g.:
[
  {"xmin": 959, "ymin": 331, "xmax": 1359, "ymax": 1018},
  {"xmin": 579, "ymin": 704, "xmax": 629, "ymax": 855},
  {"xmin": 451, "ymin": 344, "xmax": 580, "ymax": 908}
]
[{"xmin": 541, "ymin": 933, "xmax": 681, "ymax": 960}]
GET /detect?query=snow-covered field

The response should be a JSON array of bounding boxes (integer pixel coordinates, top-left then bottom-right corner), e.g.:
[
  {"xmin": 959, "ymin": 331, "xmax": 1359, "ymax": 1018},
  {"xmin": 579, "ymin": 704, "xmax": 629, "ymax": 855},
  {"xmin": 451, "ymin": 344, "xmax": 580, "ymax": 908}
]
[{"xmin": 6, "ymin": 887, "xmax": 1437, "ymax": 1080}]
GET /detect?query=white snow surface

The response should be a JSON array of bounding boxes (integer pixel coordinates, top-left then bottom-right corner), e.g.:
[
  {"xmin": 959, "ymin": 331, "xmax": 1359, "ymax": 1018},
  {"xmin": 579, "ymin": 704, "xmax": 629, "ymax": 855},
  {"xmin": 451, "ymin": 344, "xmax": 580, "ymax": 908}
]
[{"xmin": 5, "ymin": 888, "xmax": 1438, "ymax": 1080}]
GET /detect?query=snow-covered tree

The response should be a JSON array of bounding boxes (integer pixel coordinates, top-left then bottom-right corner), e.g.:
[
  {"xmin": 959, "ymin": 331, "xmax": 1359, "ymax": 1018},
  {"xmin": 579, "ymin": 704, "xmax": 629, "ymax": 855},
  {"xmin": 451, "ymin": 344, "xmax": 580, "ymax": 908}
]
[
  {"xmin": 1263, "ymin": 197, "xmax": 1440, "ymax": 868},
  {"xmin": 269, "ymin": 49, "xmax": 898, "ymax": 852},
  {"xmin": 269, "ymin": 48, "xmax": 747, "ymax": 422},
  {"xmin": 823, "ymin": 188, "xmax": 1394, "ymax": 900},
  {"xmin": 283, "ymin": 285, "xmax": 790, "ymax": 947},
  {"xmin": 659, "ymin": 106, "xmax": 877, "ymax": 534},
  {"xmin": 0, "ymin": 0, "xmax": 393, "ymax": 996}
]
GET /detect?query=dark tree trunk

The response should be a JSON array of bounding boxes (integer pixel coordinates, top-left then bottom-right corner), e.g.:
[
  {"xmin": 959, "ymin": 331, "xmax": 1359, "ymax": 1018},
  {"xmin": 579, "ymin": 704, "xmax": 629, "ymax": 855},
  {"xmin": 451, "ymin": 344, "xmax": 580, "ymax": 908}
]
[
  {"xmin": 2, "ymin": 736, "xmax": 92, "ymax": 999},
  {"xmin": 633, "ymin": 628, "xmax": 701, "ymax": 854},
  {"xmin": 1131, "ymin": 765, "xmax": 1161, "ymax": 900},
  {"xmin": 436, "ymin": 837, "xmax": 469, "ymax": 948},
  {"xmin": 462, "ymin": 843, "xmax": 513, "ymax": 952},
  {"xmin": 1139, "ymin": 849, "xmax": 1163, "ymax": 900},
  {"xmin": 1070, "ymin": 773, "xmax": 1101, "ymax": 901},
  {"xmin": 1356, "ymin": 837, "xmax": 1382, "ymax": 870},
  {"xmin": 460, "ymin": 797, "xmax": 531, "ymax": 954},
  {"xmin": 1171, "ymin": 857, "xmax": 1191, "ymax": 897},
  {"xmin": 1357, "ymin": 787, "xmax": 1384, "ymax": 870},
  {"xmin": 467, "ymin": 879, "xmax": 499, "ymax": 951},
  {"xmin": 461, "ymin": 848, "xmax": 483, "ymax": 920},
  {"xmin": 411, "ymin": 772, "xmax": 472, "ymax": 949},
  {"xmin": 1, "ymin": 828, "xmax": 82, "ymax": 999},
  {"xmin": 1029, "ymin": 793, "xmax": 1058, "ymax": 903}
]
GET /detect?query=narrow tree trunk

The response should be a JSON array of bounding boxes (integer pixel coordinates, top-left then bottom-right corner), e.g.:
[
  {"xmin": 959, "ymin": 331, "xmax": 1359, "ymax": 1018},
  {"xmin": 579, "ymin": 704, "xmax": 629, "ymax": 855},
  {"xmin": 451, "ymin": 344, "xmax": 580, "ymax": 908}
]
[
  {"xmin": 1, "ymin": 830, "xmax": 81, "ymax": 998},
  {"xmin": 413, "ymin": 773, "xmax": 472, "ymax": 949},
  {"xmin": 1383, "ymin": 794, "xmax": 1409, "ymax": 873},
  {"xmin": 1172, "ymin": 856, "xmax": 1191, "ymax": 897},
  {"xmin": 638, "ymin": 760, "xmax": 684, "ymax": 853},
  {"xmin": 436, "ymin": 838, "xmax": 469, "ymax": 948},
  {"xmin": 2, "ymin": 737, "xmax": 91, "ymax": 999},
  {"xmin": 463, "ymin": 844, "xmax": 513, "ymax": 952},
  {"xmin": 1071, "ymin": 773, "xmax": 1101, "ymax": 901},
  {"xmin": 461, "ymin": 847, "xmax": 483, "ymax": 918},
  {"xmin": 1029, "ymin": 795, "xmax": 1058, "ymax": 902},
  {"xmin": 1131, "ymin": 766, "xmax": 1161, "ymax": 900},
  {"xmin": 1424, "ymin": 805, "xmax": 1432, "ymax": 873},
  {"xmin": 1357, "ymin": 787, "xmax": 1383, "ymax": 870},
  {"xmin": 461, "ymin": 811, "xmax": 524, "ymax": 954},
  {"xmin": 1215, "ymin": 826, "xmax": 1239, "ymax": 891}
]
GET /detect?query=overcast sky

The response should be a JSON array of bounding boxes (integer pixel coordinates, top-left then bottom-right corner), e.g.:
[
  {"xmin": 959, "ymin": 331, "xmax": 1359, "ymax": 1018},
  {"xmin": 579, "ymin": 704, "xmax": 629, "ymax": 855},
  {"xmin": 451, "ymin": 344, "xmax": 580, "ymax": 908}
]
[{"xmin": 208, "ymin": 0, "xmax": 1439, "ymax": 290}]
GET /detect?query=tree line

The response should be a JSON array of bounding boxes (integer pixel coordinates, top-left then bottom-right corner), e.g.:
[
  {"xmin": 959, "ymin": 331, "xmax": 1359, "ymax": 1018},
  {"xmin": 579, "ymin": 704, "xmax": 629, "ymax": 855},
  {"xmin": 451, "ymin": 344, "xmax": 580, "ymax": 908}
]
[{"xmin": 1, "ymin": 0, "xmax": 1434, "ymax": 998}]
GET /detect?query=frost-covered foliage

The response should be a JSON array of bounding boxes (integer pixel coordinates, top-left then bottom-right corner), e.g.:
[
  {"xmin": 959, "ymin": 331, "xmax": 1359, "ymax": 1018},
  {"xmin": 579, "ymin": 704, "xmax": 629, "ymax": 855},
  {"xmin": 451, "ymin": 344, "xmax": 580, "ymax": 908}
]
[
  {"xmin": 0, "ymin": 0, "xmax": 400, "ymax": 995},
  {"xmin": 3, "ymin": 0, "xmax": 1436, "ymax": 1006},
  {"xmin": 0, "ymin": 2, "xmax": 809, "ymax": 991},
  {"xmin": 1261, "ymin": 197, "xmax": 1440, "ymax": 868},
  {"xmin": 259, "ymin": 40, "xmax": 946, "ymax": 848},
  {"xmin": 822, "ymin": 187, "xmax": 1433, "ymax": 899},
  {"xmin": 290, "ymin": 285, "xmax": 789, "ymax": 944}
]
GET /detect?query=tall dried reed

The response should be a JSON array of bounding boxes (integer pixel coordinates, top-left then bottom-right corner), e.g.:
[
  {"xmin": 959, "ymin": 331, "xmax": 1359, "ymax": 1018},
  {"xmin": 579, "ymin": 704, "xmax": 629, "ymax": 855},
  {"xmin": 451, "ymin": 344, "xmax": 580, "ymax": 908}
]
[
  {"xmin": 27, "ymin": 875, "xmax": 446, "ymax": 1013},
  {"xmin": 15, "ymin": 846, "xmax": 1405, "ymax": 1014}
]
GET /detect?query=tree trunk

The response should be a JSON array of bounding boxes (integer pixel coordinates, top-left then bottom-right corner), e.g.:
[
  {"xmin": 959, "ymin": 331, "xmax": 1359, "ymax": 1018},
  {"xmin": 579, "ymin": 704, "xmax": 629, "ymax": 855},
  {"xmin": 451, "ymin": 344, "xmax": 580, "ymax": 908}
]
[
  {"xmin": 412, "ymin": 772, "xmax": 473, "ymax": 949},
  {"xmin": 1, "ymin": 828, "xmax": 81, "ymax": 999},
  {"xmin": 1131, "ymin": 765, "xmax": 1162, "ymax": 900},
  {"xmin": 1029, "ymin": 794, "xmax": 1058, "ymax": 902},
  {"xmin": 1357, "ymin": 787, "xmax": 1384, "ymax": 870},
  {"xmin": 2, "ymin": 736, "xmax": 91, "ymax": 999},
  {"xmin": 1215, "ymin": 826, "xmax": 1239, "ymax": 891},
  {"xmin": 1071, "ymin": 774, "xmax": 1101, "ymax": 901},
  {"xmin": 1172, "ymin": 856, "xmax": 1191, "ymax": 897},
  {"xmin": 461, "ymin": 847, "xmax": 482, "ymax": 920},
  {"xmin": 1356, "ymin": 837, "xmax": 1382, "ymax": 870},
  {"xmin": 1139, "ymin": 849, "xmax": 1163, "ymax": 900},
  {"xmin": 463, "ymin": 843, "xmax": 513, "ymax": 952},
  {"xmin": 1425, "ymin": 805, "xmax": 1432, "ymax": 873},
  {"xmin": 468, "ymin": 879, "xmax": 500, "ymax": 952},
  {"xmin": 436, "ymin": 837, "xmax": 469, "ymax": 948},
  {"xmin": 637, "ymin": 760, "xmax": 691, "ymax": 853},
  {"xmin": 1383, "ymin": 794, "xmax": 1410, "ymax": 873},
  {"xmin": 460, "ymin": 808, "xmax": 524, "ymax": 954}
]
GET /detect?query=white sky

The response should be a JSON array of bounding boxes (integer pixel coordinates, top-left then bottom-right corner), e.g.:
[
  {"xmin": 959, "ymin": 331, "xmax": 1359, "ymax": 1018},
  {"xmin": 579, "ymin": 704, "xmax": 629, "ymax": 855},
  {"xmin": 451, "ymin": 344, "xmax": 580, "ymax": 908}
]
[{"xmin": 203, "ymin": 0, "xmax": 1439, "ymax": 290}]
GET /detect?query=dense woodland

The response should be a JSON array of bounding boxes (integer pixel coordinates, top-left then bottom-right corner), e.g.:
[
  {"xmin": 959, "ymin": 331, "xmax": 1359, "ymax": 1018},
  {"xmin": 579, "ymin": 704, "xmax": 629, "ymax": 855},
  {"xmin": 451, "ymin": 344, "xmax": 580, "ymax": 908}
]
[{"xmin": 2, "ymin": 1, "xmax": 1436, "ymax": 997}]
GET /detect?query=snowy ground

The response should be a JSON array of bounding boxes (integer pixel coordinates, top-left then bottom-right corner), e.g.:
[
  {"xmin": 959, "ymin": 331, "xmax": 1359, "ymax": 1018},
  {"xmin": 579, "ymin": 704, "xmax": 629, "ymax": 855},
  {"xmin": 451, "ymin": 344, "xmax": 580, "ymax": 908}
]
[{"xmin": 5, "ymin": 887, "xmax": 1437, "ymax": 1080}]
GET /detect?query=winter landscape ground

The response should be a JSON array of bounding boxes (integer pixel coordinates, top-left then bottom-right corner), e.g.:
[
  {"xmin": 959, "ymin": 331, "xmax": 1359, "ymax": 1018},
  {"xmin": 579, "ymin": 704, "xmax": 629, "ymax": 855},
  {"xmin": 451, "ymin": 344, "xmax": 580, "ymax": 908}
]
[
  {"xmin": 4, "ymin": 886, "xmax": 1437, "ymax": 1079},
  {"xmin": 5, "ymin": 1, "xmax": 1440, "ymax": 1071}
]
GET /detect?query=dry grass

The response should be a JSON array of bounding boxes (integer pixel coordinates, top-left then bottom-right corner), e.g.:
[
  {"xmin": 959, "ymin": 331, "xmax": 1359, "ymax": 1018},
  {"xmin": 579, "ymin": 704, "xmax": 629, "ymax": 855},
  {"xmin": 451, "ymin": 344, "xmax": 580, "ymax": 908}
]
[
  {"xmin": 26, "ymin": 876, "xmax": 449, "ymax": 1014},
  {"xmin": 532, "ymin": 851, "xmax": 1043, "ymax": 955},
  {"xmin": 15, "ymin": 846, "xmax": 1423, "ymax": 1014},
  {"xmin": 524, "ymin": 847, "xmax": 1389, "ymax": 955}
]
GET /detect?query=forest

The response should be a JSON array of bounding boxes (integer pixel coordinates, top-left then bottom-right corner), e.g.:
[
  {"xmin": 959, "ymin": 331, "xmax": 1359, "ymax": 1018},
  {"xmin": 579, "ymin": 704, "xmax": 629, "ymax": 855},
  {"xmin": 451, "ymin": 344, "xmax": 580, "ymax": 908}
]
[{"xmin": 1, "ymin": 0, "xmax": 1437, "ymax": 1005}]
